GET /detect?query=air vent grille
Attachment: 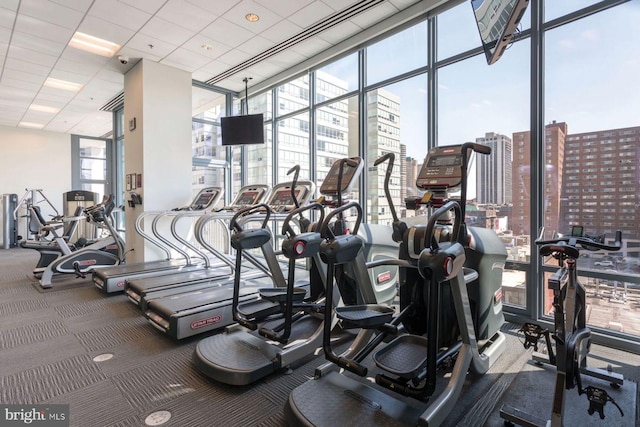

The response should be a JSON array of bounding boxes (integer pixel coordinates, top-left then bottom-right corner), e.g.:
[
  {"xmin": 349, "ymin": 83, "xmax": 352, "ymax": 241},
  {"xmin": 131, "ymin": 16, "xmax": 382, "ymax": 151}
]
[{"xmin": 99, "ymin": 91, "xmax": 124, "ymax": 112}]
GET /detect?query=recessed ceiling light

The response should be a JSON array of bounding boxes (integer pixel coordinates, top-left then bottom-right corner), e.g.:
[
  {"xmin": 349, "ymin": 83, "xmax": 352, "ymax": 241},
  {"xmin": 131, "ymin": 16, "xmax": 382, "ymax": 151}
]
[
  {"xmin": 19, "ymin": 121, "xmax": 44, "ymax": 129},
  {"xmin": 245, "ymin": 13, "xmax": 259, "ymax": 22},
  {"xmin": 68, "ymin": 32, "xmax": 120, "ymax": 57},
  {"xmin": 29, "ymin": 104, "xmax": 60, "ymax": 114},
  {"xmin": 201, "ymin": 44, "xmax": 213, "ymax": 51},
  {"xmin": 44, "ymin": 77, "xmax": 83, "ymax": 92}
]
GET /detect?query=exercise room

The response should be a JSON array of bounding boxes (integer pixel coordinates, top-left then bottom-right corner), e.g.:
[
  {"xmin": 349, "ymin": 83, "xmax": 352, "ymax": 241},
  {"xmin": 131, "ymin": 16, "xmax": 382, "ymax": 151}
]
[{"xmin": 0, "ymin": 1, "xmax": 638, "ymax": 426}]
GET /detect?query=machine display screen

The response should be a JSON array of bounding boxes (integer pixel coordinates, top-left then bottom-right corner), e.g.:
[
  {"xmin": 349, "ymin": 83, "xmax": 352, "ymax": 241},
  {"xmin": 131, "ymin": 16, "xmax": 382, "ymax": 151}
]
[
  {"xmin": 235, "ymin": 191, "xmax": 260, "ymax": 206},
  {"xmin": 426, "ymin": 155, "xmax": 461, "ymax": 168},
  {"xmin": 193, "ymin": 192, "xmax": 214, "ymax": 206},
  {"xmin": 320, "ymin": 157, "xmax": 362, "ymax": 195},
  {"xmin": 270, "ymin": 188, "xmax": 302, "ymax": 206}
]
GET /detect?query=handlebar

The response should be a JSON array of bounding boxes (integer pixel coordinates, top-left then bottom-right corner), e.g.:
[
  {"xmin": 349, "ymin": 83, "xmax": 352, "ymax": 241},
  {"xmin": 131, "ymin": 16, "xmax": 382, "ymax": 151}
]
[
  {"xmin": 373, "ymin": 153, "xmax": 398, "ymax": 223},
  {"xmin": 337, "ymin": 158, "xmax": 359, "ymax": 208},
  {"xmin": 281, "ymin": 202, "xmax": 325, "ymax": 237},
  {"xmin": 424, "ymin": 200, "xmax": 462, "ymax": 251},
  {"xmin": 229, "ymin": 203, "xmax": 271, "ymax": 232},
  {"xmin": 287, "ymin": 164, "xmax": 301, "ymax": 210},
  {"xmin": 320, "ymin": 201, "xmax": 362, "ymax": 239},
  {"xmin": 536, "ymin": 230, "xmax": 622, "ymax": 253}
]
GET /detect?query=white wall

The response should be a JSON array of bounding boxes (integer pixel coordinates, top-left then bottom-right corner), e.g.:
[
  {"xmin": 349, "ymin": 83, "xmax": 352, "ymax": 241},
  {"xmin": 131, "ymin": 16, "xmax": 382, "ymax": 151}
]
[{"xmin": 0, "ymin": 126, "xmax": 72, "ymax": 245}]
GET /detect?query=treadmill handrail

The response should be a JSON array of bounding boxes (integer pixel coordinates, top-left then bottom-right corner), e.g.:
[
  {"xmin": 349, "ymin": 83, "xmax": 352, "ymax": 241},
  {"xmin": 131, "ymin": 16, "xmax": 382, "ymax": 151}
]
[
  {"xmin": 171, "ymin": 211, "xmax": 214, "ymax": 269},
  {"xmin": 135, "ymin": 211, "xmax": 173, "ymax": 260},
  {"xmin": 151, "ymin": 212, "xmax": 193, "ymax": 265}
]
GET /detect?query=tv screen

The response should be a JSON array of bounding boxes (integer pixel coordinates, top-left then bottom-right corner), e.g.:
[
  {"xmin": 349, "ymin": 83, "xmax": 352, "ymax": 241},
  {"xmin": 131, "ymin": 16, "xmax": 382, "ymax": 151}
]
[
  {"xmin": 471, "ymin": 0, "xmax": 529, "ymax": 65},
  {"xmin": 221, "ymin": 113, "xmax": 265, "ymax": 146}
]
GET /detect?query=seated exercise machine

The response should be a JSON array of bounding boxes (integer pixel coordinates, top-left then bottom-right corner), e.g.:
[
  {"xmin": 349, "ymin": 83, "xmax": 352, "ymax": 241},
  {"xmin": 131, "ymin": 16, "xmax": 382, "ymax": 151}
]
[
  {"xmin": 92, "ymin": 186, "xmax": 225, "ymax": 294},
  {"xmin": 36, "ymin": 195, "xmax": 126, "ymax": 289},
  {"xmin": 500, "ymin": 228, "xmax": 625, "ymax": 426},
  {"xmin": 285, "ymin": 143, "xmax": 507, "ymax": 426},
  {"xmin": 141, "ymin": 175, "xmax": 317, "ymax": 339},
  {"xmin": 192, "ymin": 156, "xmax": 398, "ymax": 384}
]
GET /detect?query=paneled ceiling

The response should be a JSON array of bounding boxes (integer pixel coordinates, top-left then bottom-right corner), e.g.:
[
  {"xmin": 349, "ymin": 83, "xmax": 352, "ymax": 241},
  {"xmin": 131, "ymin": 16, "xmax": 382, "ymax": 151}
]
[{"xmin": 0, "ymin": 0, "xmax": 424, "ymax": 137}]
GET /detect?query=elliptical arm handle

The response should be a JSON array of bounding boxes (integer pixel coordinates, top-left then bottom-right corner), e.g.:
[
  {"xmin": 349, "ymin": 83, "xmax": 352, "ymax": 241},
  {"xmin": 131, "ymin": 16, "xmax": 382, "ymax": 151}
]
[
  {"xmin": 281, "ymin": 202, "xmax": 325, "ymax": 237},
  {"xmin": 424, "ymin": 200, "xmax": 462, "ymax": 251},
  {"xmin": 229, "ymin": 203, "xmax": 271, "ymax": 232},
  {"xmin": 373, "ymin": 153, "xmax": 398, "ymax": 223},
  {"xmin": 536, "ymin": 230, "xmax": 623, "ymax": 252},
  {"xmin": 320, "ymin": 201, "xmax": 362, "ymax": 239},
  {"xmin": 287, "ymin": 164, "xmax": 301, "ymax": 210},
  {"xmin": 337, "ymin": 158, "xmax": 359, "ymax": 208}
]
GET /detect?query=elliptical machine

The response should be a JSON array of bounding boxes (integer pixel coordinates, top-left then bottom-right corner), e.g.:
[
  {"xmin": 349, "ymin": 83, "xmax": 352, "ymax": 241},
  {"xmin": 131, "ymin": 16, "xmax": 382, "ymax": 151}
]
[
  {"xmin": 500, "ymin": 228, "xmax": 625, "ymax": 426},
  {"xmin": 285, "ymin": 143, "xmax": 507, "ymax": 426},
  {"xmin": 37, "ymin": 195, "xmax": 125, "ymax": 288}
]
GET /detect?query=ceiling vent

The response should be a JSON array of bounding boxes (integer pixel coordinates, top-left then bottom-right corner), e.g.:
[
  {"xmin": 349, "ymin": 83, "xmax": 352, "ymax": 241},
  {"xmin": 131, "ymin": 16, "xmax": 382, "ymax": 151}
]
[
  {"xmin": 99, "ymin": 91, "xmax": 124, "ymax": 112},
  {"xmin": 205, "ymin": 0, "xmax": 385, "ymax": 85}
]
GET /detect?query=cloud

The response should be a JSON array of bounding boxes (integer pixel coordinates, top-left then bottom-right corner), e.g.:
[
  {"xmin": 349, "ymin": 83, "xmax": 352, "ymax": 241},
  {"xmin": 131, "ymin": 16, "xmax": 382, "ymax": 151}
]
[
  {"xmin": 580, "ymin": 29, "xmax": 600, "ymax": 41},
  {"xmin": 558, "ymin": 39, "xmax": 575, "ymax": 49}
]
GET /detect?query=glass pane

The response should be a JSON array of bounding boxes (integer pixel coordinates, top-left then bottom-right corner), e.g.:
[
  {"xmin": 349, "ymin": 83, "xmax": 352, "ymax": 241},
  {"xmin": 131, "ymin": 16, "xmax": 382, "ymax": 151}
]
[
  {"xmin": 80, "ymin": 158, "xmax": 106, "ymax": 180},
  {"xmin": 366, "ymin": 74, "xmax": 427, "ymax": 224},
  {"xmin": 315, "ymin": 53, "xmax": 358, "ymax": 103},
  {"xmin": 192, "ymin": 122, "xmax": 225, "ymax": 161},
  {"xmin": 80, "ymin": 182, "xmax": 104, "ymax": 201},
  {"xmin": 246, "ymin": 123, "xmax": 273, "ymax": 186},
  {"xmin": 276, "ymin": 75, "xmax": 309, "ymax": 117},
  {"xmin": 438, "ymin": 1, "xmax": 483, "ymax": 60},
  {"xmin": 247, "ymin": 91, "xmax": 272, "ymax": 120},
  {"xmin": 276, "ymin": 112, "xmax": 310, "ymax": 183},
  {"xmin": 366, "ymin": 21, "xmax": 428, "ymax": 86},
  {"xmin": 192, "ymin": 86, "xmax": 226, "ymax": 121},
  {"xmin": 79, "ymin": 138, "xmax": 106, "ymax": 159},
  {"xmin": 544, "ymin": 3, "xmax": 640, "ymax": 335},
  {"xmin": 316, "ymin": 96, "xmax": 359, "ymax": 203},
  {"xmin": 545, "ymin": 0, "xmax": 601, "ymax": 22}
]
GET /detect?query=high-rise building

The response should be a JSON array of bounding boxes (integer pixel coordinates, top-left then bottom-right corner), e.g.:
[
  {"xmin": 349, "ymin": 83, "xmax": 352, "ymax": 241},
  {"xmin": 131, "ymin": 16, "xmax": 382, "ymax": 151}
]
[{"xmin": 475, "ymin": 132, "xmax": 513, "ymax": 205}]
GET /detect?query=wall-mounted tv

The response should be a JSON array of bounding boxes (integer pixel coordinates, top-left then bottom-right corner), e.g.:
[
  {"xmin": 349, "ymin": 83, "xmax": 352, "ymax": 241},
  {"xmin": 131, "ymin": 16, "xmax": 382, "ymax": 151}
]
[
  {"xmin": 471, "ymin": 0, "xmax": 530, "ymax": 65},
  {"xmin": 221, "ymin": 113, "xmax": 265, "ymax": 146}
]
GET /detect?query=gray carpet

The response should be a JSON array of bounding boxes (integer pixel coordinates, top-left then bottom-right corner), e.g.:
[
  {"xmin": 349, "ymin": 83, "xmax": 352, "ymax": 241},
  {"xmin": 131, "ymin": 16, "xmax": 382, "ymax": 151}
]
[{"xmin": 1, "ymin": 248, "xmax": 638, "ymax": 426}]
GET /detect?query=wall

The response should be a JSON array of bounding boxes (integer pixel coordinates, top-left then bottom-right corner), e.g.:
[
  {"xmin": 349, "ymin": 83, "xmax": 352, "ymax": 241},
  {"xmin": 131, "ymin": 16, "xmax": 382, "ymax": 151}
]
[{"xmin": 0, "ymin": 126, "xmax": 71, "ymax": 245}]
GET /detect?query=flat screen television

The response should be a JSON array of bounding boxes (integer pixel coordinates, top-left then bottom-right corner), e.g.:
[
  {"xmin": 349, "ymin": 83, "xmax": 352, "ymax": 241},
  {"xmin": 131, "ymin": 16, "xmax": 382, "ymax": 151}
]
[
  {"xmin": 471, "ymin": 0, "xmax": 529, "ymax": 65},
  {"xmin": 221, "ymin": 113, "xmax": 265, "ymax": 146}
]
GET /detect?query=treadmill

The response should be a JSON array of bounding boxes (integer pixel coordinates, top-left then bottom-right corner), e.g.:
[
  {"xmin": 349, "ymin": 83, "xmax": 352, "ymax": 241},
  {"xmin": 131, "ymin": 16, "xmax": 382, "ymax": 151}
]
[
  {"xmin": 142, "ymin": 179, "xmax": 316, "ymax": 339},
  {"xmin": 123, "ymin": 184, "xmax": 272, "ymax": 310},
  {"xmin": 92, "ymin": 186, "xmax": 224, "ymax": 294}
]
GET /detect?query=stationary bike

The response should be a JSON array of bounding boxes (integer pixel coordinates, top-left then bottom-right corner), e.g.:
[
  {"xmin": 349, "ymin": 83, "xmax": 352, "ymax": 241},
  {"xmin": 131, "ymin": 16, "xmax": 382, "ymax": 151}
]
[
  {"xmin": 500, "ymin": 227, "xmax": 625, "ymax": 426},
  {"xmin": 37, "ymin": 195, "xmax": 126, "ymax": 288}
]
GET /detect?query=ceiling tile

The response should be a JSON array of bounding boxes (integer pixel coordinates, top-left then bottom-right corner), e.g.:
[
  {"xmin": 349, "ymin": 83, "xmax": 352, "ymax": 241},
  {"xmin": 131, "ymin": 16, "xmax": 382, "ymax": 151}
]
[
  {"xmin": 2, "ymin": 69, "xmax": 47, "ymax": 85},
  {"xmin": 258, "ymin": 19, "xmax": 303, "ymax": 44},
  {"xmin": 317, "ymin": 21, "xmax": 362, "ymax": 44},
  {"xmin": 4, "ymin": 57, "xmax": 52, "ymax": 75},
  {"xmin": 243, "ymin": 61, "xmax": 286, "ymax": 79},
  {"xmin": 264, "ymin": 49, "xmax": 307, "ymax": 69},
  {"xmin": 22, "ymin": 110, "xmax": 57, "ymax": 123},
  {"xmin": 288, "ymin": 36, "xmax": 332, "ymax": 58},
  {"xmin": 11, "ymin": 31, "xmax": 67, "ymax": 56},
  {"xmin": 117, "ymin": 46, "xmax": 162, "ymax": 63},
  {"xmin": 1, "ymin": 77, "xmax": 42, "ymax": 92},
  {"xmin": 0, "ymin": 8, "xmax": 17, "ymax": 30},
  {"xmin": 320, "ymin": 0, "xmax": 361, "ymax": 12},
  {"xmin": 288, "ymin": 1, "xmax": 335, "ymax": 29},
  {"xmin": 33, "ymin": 90, "xmax": 76, "ymax": 103},
  {"xmin": 215, "ymin": 49, "xmax": 253, "ymax": 68},
  {"xmin": 181, "ymin": 35, "xmax": 233, "ymax": 59},
  {"xmin": 126, "ymin": 33, "xmax": 178, "ymax": 58},
  {"xmin": 161, "ymin": 48, "xmax": 212, "ymax": 73},
  {"xmin": 94, "ymin": 69, "xmax": 125, "ymax": 85},
  {"xmin": 55, "ymin": 57, "xmax": 104, "ymax": 76},
  {"xmin": 197, "ymin": 59, "xmax": 236, "ymax": 78},
  {"xmin": 140, "ymin": 16, "xmax": 197, "ymax": 46},
  {"xmin": 212, "ymin": 77, "xmax": 245, "ymax": 92},
  {"xmin": 50, "ymin": 0, "xmax": 94, "ymax": 13},
  {"xmin": 0, "ymin": 85, "xmax": 38, "ymax": 101},
  {"xmin": 77, "ymin": 15, "xmax": 135, "ymax": 46},
  {"xmin": 157, "ymin": 0, "xmax": 219, "ymax": 32},
  {"xmin": 117, "ymin": 0, "xmax": 167, "ymax": 14},
  {"xmin": 59, "ymin": 47, "xmax": 112, "ymax": 68},
  {"xmin": 350, "ymin": 2, "xmax": 399, "ymax": 29},
  {"xmin": 88, "ymin": 0, "xmax": 152, "ymax": 32},
  {"xmin": 253, "ymin": 0, "xmax": 315, "ymax": 18},
  {"xmin": 7, "ymin": 45, "xmax": 58, "ymax": 67},
  {"xmin": 0, "ymin": 26, "xmax": 11, "ymax": 44},
  {"xmin": 184, "ymin": 0, "xmax": 241, "ymax": 16},
  {"xmin": 49, "ymin": 69, "xmax": 92, "ymax": 85},
  {"xmin": 200, "ymin": 18, "xmax": 255, "ymax": 46},
  {"xmin": 237, "ymin": 35, "xmax": 275, "ymax": 56},
  {"xmin": 14, "ymin": 14, "xmax": 74, "ymax": 44},
  {"xmin": 30, "ymin": 95, "xmax": 68, "ymax": 108},
  {"xmin": 0, "ymin": 0, "xmax": 19, "ymax": 12},
  {"xmin": 387, "ymin": 0, "xmax": 421, "ymax": 10},
  {"xmin": 18, "ymin": 0, "xmax": 84, "ymax": 30},
  {"xmin": 222, "ymin": 0, "xmax": 283, "ymax": 34}
]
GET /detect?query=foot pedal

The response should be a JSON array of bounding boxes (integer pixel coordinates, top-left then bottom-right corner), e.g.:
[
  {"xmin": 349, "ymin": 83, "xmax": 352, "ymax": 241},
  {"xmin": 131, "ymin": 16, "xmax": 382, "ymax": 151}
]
[
  {"xmin": 237, "ymin": 298, "xmax": 281, "ymax": 321},
  {"xmin": 584, "ymin": 386, "xmax": 624, "ymax": 419},
  {"xmin": 373, "ymin": 335, "xmax": 428, "ymax": 378},
  {"xmin": 335, "ymin": 304, "xmax": 394, "ymax": 329},
  {"xmin": 519, "ymin": 323, "xmax": 546, "ymax": 351},
  {"xmin": 259, "ymin": 287, "xmax": 307, "ymax": 302}
]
